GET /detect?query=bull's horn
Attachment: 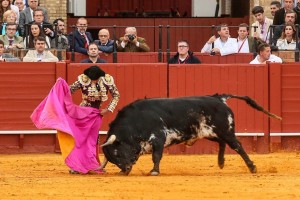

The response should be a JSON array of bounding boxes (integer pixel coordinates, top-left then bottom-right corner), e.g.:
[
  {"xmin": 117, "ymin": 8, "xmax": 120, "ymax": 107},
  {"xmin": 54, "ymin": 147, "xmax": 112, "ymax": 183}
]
[
  {"xmin": 101, "ymin": 135, "xmax": 116, "ymax": 147},
  {"xmin": 99, "ymin": 156, "xmax": 108, "ymax": 169}
]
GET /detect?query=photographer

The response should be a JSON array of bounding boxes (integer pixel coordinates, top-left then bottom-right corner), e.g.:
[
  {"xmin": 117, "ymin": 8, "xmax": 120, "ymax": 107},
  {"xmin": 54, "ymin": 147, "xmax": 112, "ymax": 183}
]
[{"xmin": 117, "ymin": 26, "xmax": 150, "ymax": 52}]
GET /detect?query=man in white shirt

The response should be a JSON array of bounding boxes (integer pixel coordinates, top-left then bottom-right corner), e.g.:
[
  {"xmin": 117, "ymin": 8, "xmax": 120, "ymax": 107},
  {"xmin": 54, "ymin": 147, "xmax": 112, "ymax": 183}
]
[
  {"xmin": 250, "ymin": 43, "xmax": 282, "ymax": 64},
  {"xmin": 23, "ymin": 36, "xmax": 59, "ymax": 62},
  {"xmin": 236, "ymin": 23, "xmax": 257, "ymax": 53},
  {"xmin": 201, "ymin": 23, "xmax": 238, "ymax": 56}
]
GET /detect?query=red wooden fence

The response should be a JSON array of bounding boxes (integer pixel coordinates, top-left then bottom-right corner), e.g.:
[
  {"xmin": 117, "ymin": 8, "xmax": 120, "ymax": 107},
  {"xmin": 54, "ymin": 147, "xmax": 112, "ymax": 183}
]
[{"xmin": 0, "ymin": 61, "xmax": 298, "ymax": 153}]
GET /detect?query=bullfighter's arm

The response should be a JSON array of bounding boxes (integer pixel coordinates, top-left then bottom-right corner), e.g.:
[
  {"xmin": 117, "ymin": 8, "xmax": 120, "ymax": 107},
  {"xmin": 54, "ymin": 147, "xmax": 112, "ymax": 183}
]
[{"xmin": 102, "ymin": 74, "xmax": 120, "ymax": 112}]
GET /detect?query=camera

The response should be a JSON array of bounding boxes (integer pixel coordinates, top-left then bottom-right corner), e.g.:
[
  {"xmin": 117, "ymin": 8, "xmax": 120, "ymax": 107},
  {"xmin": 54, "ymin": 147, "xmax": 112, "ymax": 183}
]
[{"xmin": 128, "ymin": 34, "xmax": 136, "ymax": 41}]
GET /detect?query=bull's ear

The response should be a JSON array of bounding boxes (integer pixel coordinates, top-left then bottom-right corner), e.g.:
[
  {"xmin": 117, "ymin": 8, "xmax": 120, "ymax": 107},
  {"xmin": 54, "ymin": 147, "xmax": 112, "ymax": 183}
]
[{"xmin": 101, "ymin": 135, "xmax": 116, "ymax": 147}]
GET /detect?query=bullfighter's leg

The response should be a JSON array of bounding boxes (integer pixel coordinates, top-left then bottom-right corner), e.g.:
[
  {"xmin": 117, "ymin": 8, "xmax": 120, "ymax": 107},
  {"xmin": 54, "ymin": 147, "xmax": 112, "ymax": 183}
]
[
  {"xmin": 150, "ymin": 140, "xmax": 164, "ymax": 176},
  {"xmin": 207, "ymin": 138, "xmax": 226, "ymax": 169},
  {"xmin": 221, "ymin": 134, "xmax": 257, "ymax": 173}
]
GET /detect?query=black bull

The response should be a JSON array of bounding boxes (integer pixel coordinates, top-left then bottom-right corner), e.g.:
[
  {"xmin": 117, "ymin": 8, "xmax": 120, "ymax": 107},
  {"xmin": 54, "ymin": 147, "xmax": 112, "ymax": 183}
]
[{"xmin": 100, "ymin": 94, "xmax": 281, "ymax": 175}]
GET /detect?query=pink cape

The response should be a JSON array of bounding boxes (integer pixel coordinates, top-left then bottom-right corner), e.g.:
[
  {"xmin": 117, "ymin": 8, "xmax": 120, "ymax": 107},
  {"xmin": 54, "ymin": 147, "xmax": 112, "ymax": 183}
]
[{"xmin": 30, "ymin": 78, "xmax": 102, "ymax": 173}]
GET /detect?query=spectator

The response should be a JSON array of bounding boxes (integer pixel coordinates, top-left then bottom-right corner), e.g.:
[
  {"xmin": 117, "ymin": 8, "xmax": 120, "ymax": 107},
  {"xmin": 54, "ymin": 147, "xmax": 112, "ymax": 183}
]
[
  {"xmin": 0, "ymin": 0, "xmax": 11, "ymax": 24},
  {"xmin": 19, "ymin": 0, "xmax": 48, "ymax": 36},
  {"xmin": 0, "ymin": 23, "xmax": 24, "ymax": 50},
  {"xmin": 270, "ymin": 1, "xmax": 282, "ymax": 17},
  {"xmin": 28, "ymin": 8, "xmax": 54, "ymax": 38},
  {"xmin": 201, "ymin": 23, "xmax": 238, "ymax": 56},
  {"xmin": 68, "ymin": 17, "xmax": 93, "ymax": 55},
  {"xmin": 0, "ymin": 10, "xmax": 21, "ymax": 35},
  {"xmin": 272, "ymin": 10, "xmax": 297, "ymax": 45},
  {"xmin": 250, "ymin": 43, "xmax": 282, "ymax": 64},
  {"xmin": 293, "ymin": 0, "xmax": 300, "ymax": 24},
  {"xmin": 50, "ymin": 18, "xmax": 68, "ymax": 49},
  {"xmin": 80, "ymin": 43, "xmax": 106, "ymax": 63},
  {"xmin": 0, "ymin": 39, "xmax": 21, "ymax": 61},
  {"xmin": 8, "ymin": 0, "xmax": 19, "ymax": 21},
  {"xmin": 14, "ymin": 0, "xmax": 26, "ymax": 12},
  {"xmin": 23, "ymin": 22, "xmax": 51, "ymax": 48},
  {"xmin": 117, "ymin": 26, "xmax": 150, "ymax": 52},
  {"xmin": 94, "ymin": 28, "xmax": 114, "ymax": 53},
  {"xmin": 237, "ymin": 23, "xmax": 258, "ymax": 53},
  {"xmin": 23, "ymin": 36, "xmax": 58, "ymax": 62},
  {"xmin": 251, "ymin": 6, "xmax": 273, "ymax": 44},
  {"xmin": 276, "ymin": 22, "xmax": 298, "ymax": 50},
  {"xmin": 273, "ymin": 0, "xmax": 294, "ymax": 26},
  {"xmin": 168, "ymin": 40, "xmax": 201, "ymax": 64}
]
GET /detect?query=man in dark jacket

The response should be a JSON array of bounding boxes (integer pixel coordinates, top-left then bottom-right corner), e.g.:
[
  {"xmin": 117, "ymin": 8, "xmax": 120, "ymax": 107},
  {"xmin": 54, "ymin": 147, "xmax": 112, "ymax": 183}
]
[
  {"xmin": 68, "ymin": 18, "xmax": 93, "ymax": 55},
  {"xmin": 168, "ymin": 40, "xmax": 201, "ymax": 64},
  {"xmin": 94, "ymin": 29, "xmax": 114, "ymax": 53},
  {"xmin": 80, "ymin": 43, "xmax": 106, "ymax": 63}
]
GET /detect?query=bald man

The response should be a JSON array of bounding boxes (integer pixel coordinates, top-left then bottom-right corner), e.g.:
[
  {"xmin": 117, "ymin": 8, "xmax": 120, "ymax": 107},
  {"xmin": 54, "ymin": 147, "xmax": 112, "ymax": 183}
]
[
  {"xmin": 117, "ymin": 27, "xmax": 150, "ymax": 52},
  {"xmin": 94, "ymin": 29, "xmax": 114, "ymax": 53}
]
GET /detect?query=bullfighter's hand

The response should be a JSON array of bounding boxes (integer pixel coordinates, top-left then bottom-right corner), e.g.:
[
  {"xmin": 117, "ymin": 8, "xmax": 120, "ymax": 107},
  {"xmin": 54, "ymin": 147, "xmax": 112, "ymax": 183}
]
[{"xmin": 100, "ymin": 108, "xmax": 110, "ymax": 116}]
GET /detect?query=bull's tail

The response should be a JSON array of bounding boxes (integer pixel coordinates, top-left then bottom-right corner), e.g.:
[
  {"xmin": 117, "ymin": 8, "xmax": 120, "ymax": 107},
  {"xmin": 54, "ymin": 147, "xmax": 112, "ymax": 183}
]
[{"xmin": 212, "ymin": 93, "xmax": 282, "ymax": 120}]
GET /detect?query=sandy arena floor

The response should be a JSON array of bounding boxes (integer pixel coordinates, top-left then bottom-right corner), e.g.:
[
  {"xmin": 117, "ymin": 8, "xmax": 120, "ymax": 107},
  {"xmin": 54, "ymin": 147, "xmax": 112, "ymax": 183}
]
[{"xmin": 1, "ymin": 153, "xmax": 300, "ymax": 200}]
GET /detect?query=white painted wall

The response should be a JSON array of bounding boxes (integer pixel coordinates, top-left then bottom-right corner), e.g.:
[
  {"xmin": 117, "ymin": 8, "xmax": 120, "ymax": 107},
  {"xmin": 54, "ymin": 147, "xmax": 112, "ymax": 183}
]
[
  {"xmin": 71, "ymin": 0, "xmax": 86, "ymax": 16},
  {"xmin": 192, "ymin": 0, "xmax": 221, "ymax": 17}
]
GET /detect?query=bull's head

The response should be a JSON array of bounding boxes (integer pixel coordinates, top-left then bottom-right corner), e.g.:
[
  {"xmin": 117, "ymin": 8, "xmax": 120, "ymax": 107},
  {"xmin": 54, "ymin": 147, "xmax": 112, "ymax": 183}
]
[{"xmin": 101, "ymin": 134, "xmax": 141, "ymax": 175}]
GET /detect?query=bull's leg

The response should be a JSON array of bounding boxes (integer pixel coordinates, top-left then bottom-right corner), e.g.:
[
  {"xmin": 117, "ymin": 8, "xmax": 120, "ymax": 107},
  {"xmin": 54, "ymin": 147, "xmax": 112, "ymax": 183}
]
[
  {"xmin": 150, "ymin": 141, "xmax": 164, "ymax": 176},
  {"xmin": 207, "ymin": 138, "xmax": 226, "ymax": 169},
  {"xmin": 217, "ymin": 140, "xmax": 226, "ymax": 169},
  {"xmin": 223, "ymin": 136, "xmax": 257, "ymax": 173}
]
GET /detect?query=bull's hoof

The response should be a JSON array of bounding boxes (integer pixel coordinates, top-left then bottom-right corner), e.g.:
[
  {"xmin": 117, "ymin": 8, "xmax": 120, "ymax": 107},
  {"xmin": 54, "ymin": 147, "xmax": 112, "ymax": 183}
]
[
  {"xmin": 118, "ymin": 171, "xmax": 130, "ymax": 175},
  {"xmin": 249, "ymin": 165, "xmax": 257, "ymax": 173},
  {"xmin": 218, "ymin": 163, "xmax": 224, "ymax": 169},
  {"xmin": 149, "ymin": 170, "xmax": 160, "ymax": 176}
]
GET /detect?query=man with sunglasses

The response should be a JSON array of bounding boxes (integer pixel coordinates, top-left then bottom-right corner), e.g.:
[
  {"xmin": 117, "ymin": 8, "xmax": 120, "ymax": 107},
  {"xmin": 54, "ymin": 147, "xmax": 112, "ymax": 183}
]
[{"xmin": 168, "ymin": 40, "xmax": 201, "ymax": 64}]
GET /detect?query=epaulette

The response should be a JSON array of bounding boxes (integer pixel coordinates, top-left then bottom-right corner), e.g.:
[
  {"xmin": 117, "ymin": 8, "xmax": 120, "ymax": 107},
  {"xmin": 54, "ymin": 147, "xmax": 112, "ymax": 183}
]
[
  {"xmin": 78, "ymin": 74, "xmax": 91, "ymax": 86},
  {"xmin": 102, "ymin": 74, "xmax": 114, "ymax": 85}
]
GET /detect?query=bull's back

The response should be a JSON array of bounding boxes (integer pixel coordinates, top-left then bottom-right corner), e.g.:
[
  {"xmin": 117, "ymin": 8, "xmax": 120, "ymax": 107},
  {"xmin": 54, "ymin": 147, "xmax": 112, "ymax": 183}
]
[{"xmin": 111, "ymin": 96, "xmax": 231, "ymax": 129}]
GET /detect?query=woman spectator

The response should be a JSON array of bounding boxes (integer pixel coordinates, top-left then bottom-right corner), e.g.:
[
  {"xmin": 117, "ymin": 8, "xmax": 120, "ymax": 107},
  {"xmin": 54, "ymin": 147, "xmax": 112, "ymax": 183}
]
[
  {"xmin": 276, "ymin": 23, "xmax": 298, "ymax": 50},
  {"xmin": 0, "ymin": 0, "xmax": 18, "ymax": 23},
  {"xmin": 0, "ymin": 0, "xmax": 11, "ymax": 24},
  {"xmin": 0, "ymin": 10, "xmax": 20, "ymax": 35},
  {"xmin": 24, "ymin": 22, "xmax": 51, "ymax": 48}
]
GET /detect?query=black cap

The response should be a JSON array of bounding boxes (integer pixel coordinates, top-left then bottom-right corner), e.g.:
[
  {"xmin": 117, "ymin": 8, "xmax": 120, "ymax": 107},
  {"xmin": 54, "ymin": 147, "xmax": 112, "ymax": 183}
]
[{"xmin": 84, "ymin": 66, "xmax": 105, "ymax": 80}]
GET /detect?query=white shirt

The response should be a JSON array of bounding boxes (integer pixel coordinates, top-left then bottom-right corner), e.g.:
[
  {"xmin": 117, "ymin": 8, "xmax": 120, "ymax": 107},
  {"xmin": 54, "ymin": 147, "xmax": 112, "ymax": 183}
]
[
  {"xmin": 201, "ymin": 37, "xmax": 238, "ymax": 56},
  {"xmin": 250, "ymin": 54, "xmax": 283, "ymax": 64},
  {"xmin": 237, "ymin": 37, "xmax": 250, "ymax": 53},
  {"xmin": 276, "ymin": 39, "xmax": 297, "ymax": 50}
]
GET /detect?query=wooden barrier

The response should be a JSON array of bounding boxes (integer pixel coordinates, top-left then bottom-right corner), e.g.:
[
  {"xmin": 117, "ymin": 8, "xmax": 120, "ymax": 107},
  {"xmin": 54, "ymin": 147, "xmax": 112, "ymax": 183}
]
[
  {"xmin": 66, "ymin": 51, "xmax": 254, "ymax": 64},
  {"xmin": 167, "ymin": 63, "xmax": 270, "ymax": 153},
  {"xmin": 0, "ymin": 62, "xmax": 66, "ymax": 153},
  {"xmin": 1, "ymin": 62, "xmax": 300, "ymax": 153},
  {"xmin": 269, "ymin": 62, "xmax": 300, "ymax": 151}
]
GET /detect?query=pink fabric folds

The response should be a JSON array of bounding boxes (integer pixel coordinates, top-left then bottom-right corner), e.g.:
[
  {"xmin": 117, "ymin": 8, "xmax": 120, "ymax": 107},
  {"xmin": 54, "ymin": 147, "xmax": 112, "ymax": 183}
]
[{"xmin": 30, "ymin": 78, "xmax": 102, "ymax": 174}]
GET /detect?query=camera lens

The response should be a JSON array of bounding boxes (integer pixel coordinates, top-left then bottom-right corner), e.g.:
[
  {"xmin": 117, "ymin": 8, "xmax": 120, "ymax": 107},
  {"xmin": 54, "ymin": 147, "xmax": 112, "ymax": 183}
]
[{"xmin": 128, "ymin": 34, "xmax": 135, "ymax": 41}]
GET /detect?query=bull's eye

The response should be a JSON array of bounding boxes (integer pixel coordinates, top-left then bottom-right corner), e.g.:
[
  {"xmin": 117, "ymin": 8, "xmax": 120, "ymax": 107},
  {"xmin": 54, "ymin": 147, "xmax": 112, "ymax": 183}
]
[{"xmin": 113, "ymin": 149, "xmax": 118, "ymax": 156}]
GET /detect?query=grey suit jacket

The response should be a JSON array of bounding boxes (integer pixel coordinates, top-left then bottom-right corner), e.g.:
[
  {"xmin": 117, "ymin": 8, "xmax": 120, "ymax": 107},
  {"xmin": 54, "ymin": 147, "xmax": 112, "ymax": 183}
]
[
  {"xmin": 19, "ymin": 7, "xmax": 49, "ymax": 36},
  {"xmin": 0, "ymin": 53, "xmax": 21, "ymax": 62}
]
